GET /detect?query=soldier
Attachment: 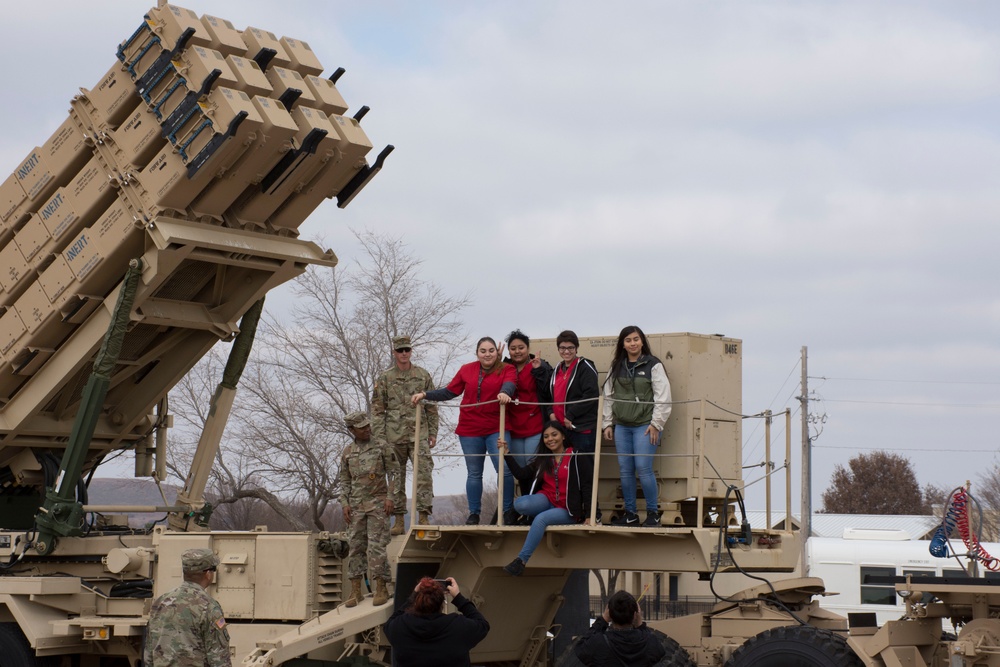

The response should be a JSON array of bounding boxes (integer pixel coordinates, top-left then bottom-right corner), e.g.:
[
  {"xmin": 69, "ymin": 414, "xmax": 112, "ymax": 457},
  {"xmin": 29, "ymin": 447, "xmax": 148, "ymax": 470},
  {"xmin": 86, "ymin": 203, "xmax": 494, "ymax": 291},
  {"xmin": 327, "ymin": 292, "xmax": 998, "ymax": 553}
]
[
  {"xmin": 338, "ymin": 410, "xmax": 401, "ymax": 607},
  {"xmin": 371, "ymin": 335, "xmax": 439, "ymax": 535},
  {"xmin": 144, "ymin": 548, "xmax": 231, "ymax": 667}
]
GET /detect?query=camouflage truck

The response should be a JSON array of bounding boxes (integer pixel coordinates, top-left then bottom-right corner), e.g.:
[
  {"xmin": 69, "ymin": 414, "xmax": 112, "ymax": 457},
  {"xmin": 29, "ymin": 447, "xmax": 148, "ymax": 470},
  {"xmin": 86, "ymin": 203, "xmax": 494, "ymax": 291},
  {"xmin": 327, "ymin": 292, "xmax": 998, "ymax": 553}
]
[{"xmin": 0, "ymin": 3, "xmax": 995, "ymax": 667}]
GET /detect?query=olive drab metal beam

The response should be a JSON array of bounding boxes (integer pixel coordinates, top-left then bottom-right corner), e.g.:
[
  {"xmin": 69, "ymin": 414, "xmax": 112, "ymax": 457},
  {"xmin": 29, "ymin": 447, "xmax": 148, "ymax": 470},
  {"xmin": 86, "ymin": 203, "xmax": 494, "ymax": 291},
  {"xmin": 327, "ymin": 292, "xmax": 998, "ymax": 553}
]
[
  {"xmin": 168, "ymin": 297, "xmax": 264, "ymax": 532},
  {"xmin": 34, "ymin": 260, "xmax": 143, "ymax": 555}
]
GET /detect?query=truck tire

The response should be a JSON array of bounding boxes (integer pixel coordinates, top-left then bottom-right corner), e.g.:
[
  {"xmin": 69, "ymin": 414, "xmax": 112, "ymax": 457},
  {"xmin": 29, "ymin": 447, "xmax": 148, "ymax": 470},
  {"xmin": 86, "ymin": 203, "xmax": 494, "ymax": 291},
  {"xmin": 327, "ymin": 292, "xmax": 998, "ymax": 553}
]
[
  {"xmin": 724, "ymin": 625, "xmax": 862, "ymax": 667},
  {"xmin": 0, "ymin": 623, "xmax": 55, "ymax": 667},
  {"xmin": 556, "ymin": 628, "xmax": 695, "ymax": 667}
]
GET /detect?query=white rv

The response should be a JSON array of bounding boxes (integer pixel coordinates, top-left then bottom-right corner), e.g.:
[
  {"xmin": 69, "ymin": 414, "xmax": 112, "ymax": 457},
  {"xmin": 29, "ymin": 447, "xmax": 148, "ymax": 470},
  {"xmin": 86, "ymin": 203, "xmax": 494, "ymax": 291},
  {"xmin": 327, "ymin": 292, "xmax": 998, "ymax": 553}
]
[{"xmin": 807, "ymin": 529, "xmax": 1000, "ymax": 625}]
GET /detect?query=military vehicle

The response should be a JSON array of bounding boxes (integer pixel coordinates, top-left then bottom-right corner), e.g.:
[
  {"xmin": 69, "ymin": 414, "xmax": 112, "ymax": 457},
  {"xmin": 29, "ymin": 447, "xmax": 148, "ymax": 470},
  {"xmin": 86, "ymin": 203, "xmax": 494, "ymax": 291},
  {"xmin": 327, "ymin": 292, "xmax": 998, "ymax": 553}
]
[{"xmin": 0, "ymin": 3, "xmax": 997, "ymax": 667}]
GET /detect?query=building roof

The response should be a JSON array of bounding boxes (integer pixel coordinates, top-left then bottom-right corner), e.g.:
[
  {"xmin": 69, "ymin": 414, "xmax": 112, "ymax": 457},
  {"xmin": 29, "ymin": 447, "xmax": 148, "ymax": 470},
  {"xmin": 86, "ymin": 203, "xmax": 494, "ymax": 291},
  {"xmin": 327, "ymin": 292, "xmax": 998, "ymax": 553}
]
[{"xmin": 744, "ymin": 511, "xmax": 939, "ymax": 540}]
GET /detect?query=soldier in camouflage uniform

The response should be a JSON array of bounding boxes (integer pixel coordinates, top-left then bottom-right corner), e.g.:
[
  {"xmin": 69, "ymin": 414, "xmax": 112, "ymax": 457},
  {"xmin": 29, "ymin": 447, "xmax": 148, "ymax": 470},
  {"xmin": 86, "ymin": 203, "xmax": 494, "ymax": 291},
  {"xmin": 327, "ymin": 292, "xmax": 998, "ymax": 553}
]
[
  {"xmin": 338, "ymin": 411, "xmax": 401, "ymax": 607},
  {"xmin": 371, "ymin": 335, "xmax": 439, "ymax": 535},
  {"xmin": 144, "ymin": 548, "xmax": 230, "ymax": 667}
]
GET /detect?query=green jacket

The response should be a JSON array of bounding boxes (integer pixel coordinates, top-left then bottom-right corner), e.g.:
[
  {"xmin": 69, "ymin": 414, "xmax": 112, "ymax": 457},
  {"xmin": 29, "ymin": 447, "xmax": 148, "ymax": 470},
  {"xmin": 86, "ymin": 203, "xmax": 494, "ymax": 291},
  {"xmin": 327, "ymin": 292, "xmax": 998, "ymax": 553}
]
[{"xmin": 601, "ymin": 354, "xmax": 672, "ymax": 430}]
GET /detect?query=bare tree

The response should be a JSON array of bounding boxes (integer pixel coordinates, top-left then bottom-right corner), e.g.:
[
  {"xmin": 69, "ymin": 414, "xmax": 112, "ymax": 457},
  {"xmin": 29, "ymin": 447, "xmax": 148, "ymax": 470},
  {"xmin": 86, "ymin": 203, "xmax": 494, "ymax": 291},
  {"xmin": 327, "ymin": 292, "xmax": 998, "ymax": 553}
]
[
  {"xmin": 820, "ymin": 451, "xmax": 929, "ymax": 515},
  {"xmin": 267, "ymin": 229, "xmax": 470, "ymax": 412},
  {"xmin": 166, "ymin": 229, "xmax": 470, "ymax": 530}
]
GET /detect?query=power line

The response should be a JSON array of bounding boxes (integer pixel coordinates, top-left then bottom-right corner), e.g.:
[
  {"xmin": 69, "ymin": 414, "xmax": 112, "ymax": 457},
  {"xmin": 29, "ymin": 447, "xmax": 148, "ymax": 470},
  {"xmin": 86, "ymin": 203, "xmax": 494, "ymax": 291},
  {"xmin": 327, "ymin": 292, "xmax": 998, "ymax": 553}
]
[
  {"xmin": 823, "ymin": 398, "xmax": 1000, "ymax": 409},
  {"xmin": 744, "ymin": 356, "xmax": 801, "ymax": 464},
  {"xmin": 814, "ymin": 444, "xmax": 999, "ymax": 453},
  {"xmin": 810, "ymin": 375, "xmax": 1000, "ymax": 386}
]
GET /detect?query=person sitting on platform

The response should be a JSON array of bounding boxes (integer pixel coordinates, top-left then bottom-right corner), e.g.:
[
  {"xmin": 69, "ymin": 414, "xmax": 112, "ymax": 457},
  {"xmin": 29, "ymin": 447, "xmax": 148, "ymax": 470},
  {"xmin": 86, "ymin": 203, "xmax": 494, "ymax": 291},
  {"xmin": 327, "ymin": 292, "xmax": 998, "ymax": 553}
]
[{"xmin": 499, "ymin": 420, "xmax": 594, "ymax": 576}]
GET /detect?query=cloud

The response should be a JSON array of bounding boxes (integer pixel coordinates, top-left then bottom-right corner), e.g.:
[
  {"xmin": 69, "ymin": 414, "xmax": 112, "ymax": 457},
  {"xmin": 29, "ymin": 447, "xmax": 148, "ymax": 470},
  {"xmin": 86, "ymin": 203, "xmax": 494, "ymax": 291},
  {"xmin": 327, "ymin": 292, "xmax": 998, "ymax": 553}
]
[{"xmin": 1, "ymin": 0, "xmax": 998, "ymax": 506}]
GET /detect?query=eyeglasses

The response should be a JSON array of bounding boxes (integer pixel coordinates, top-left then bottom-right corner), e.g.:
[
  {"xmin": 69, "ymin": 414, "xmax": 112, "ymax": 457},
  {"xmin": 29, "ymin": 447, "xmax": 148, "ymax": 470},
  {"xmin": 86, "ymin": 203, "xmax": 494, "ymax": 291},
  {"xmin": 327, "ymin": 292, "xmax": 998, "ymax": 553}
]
[
  {"xmin": 557, "ymin": 346, "xmax": 577, "ymax": 352},
  {"xmin": 395, "ymin": 348, "xmax": 412, "ymax": 353},
  {"xmin": 206, "ymin": 567, "xmax": 217, "ymax": 573}
]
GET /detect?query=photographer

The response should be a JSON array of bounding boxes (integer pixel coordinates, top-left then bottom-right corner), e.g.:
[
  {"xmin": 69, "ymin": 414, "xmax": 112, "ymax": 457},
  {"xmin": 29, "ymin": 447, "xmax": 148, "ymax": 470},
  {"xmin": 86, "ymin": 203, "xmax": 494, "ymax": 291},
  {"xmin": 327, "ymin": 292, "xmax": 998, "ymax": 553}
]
[
  {"xmin": 384, "ymin": 577, "xmax": 489, "ymax": 666},
  {"xmin": 574, "ymin": 590, "xmax": 665, "ymax": 666}
]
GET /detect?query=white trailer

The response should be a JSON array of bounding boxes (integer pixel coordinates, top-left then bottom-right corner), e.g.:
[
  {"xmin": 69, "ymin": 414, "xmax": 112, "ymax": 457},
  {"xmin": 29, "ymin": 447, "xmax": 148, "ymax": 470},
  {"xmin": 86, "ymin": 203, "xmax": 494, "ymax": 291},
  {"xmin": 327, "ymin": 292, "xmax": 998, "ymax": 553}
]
[{"xmin": 807, "ymin": 530, "xmax": 1000, "ymax": 625}]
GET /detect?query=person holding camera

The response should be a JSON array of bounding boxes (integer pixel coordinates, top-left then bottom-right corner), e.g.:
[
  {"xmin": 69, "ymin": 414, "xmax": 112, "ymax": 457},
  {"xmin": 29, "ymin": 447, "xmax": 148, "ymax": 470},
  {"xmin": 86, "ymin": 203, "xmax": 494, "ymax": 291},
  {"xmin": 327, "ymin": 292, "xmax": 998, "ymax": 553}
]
[
  {"xmin": 573, "ymin": 590, "xmax": 666, "ymax": 666},
  {"xmin": 384, "ymin": 576, "xmax": 489, "ymax": 667}
]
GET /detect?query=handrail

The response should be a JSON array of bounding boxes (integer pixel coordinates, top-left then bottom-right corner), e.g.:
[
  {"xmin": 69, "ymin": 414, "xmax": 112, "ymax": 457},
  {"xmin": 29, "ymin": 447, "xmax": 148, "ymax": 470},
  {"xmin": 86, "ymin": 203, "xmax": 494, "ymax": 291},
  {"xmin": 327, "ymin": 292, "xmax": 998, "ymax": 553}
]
[{"xmin": 408, "ymin": 394, "xmax": 796, "ymax": 536}]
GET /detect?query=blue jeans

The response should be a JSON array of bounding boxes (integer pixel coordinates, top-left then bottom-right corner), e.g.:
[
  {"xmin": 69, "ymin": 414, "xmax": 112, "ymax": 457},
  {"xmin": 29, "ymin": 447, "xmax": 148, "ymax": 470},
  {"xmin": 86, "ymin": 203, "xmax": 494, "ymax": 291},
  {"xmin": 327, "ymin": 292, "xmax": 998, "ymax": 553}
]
[
  {"xmin": 459, "ymin": 432, "xmax": 514, "ymax": 514},
  {"xmin": 513, "ymin": 494, "xmax": 575, "ymax": 562},
  {"xmin": 615, "ymin": 424, "xmax": 659, "ymax": 514},
  {"xmin": 508, "ymin": 433, "xmax": 541, "ymax": 467},
  {"xmin": 509, "ymin": 433, "xmax": 541, "ymax": 496}
]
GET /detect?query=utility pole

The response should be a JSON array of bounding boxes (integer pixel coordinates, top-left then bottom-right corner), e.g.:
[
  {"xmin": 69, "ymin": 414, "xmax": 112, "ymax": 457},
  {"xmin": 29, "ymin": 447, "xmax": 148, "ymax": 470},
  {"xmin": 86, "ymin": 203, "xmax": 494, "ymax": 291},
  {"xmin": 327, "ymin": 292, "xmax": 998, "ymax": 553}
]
[{"xmin": 799, "ymin": 346, "xmax": 811, "ymax": 576}]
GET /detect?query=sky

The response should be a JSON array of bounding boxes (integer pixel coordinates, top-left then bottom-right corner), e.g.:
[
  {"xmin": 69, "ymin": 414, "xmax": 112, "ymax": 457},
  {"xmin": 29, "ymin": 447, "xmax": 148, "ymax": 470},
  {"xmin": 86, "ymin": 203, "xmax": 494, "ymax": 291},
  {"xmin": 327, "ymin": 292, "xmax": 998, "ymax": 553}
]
[{"xmin": 3, "ymin": 1, "xmax": 1000, "ymax": 516}]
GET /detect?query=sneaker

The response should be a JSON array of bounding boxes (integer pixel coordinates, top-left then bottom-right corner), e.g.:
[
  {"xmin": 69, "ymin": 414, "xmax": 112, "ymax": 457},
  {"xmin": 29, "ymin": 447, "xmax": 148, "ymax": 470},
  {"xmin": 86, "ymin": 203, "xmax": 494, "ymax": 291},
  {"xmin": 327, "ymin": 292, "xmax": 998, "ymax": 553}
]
[
  {"xmin": 466, "ymin": 513, "xmax": 480, "ymax": 525},
  {"xmin": 503, "ymin": 558, "xmax": 526, "ymax": 576},
  {"xmin": 610, "ymin": 511, "xmax": 639, "ymax": 527},
  {"xmin": 516, "ymin": 513, "xmax": 532, "ymax": 526},
  {"xmin": 642, "ymin": 511, "xmax": 662, "ymax": 527},
  {"xmin": 502, "ymin": 509, "xmax": 518, "ymax": 525}
]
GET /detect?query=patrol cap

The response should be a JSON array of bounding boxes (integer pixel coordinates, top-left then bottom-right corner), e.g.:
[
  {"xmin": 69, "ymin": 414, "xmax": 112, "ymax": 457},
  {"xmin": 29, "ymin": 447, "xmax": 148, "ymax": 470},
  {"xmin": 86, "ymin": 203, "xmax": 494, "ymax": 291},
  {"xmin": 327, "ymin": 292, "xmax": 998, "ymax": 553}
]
[
  {"xmin": 344, "ymin": 411, "xmax": 371, "ymax": 429},
  {"xmin": 392, "ymin": 335, "xmax": 412, "ymax": 350},
  {"xmin": 182, "ymin": 548, "xmax": 219, "ymax": 573}
]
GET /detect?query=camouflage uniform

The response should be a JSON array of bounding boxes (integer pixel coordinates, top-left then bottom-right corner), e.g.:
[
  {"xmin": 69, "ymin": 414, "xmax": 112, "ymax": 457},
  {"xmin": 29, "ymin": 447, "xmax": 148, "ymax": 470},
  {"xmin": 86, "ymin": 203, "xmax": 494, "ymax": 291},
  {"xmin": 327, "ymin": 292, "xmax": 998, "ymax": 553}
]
[
  {"xmin": 372, "ymin": 341, "xmax": 438, "ymax": 516},
  {"xmin": 144, "ymin": 548, "xmax": 230, "ymax": 667},
  {"xmin": 338, "ymin": 412, "xmax": 402, "ymax": 580}
]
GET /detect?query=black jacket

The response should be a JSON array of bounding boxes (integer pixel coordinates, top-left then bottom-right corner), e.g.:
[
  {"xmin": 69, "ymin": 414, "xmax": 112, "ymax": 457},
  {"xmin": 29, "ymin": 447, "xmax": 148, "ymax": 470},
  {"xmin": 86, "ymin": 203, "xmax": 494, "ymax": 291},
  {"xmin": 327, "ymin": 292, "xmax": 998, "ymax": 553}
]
[
  {"xmin": 538, "ymin": 356, "xmax": 599, "ymax": 432},
  {"xmin": 574, "ymin": 618, "xmax": 666, "ymax": 667},
  {"xmin": 384, "ymin": 592, "xmax": 489, "ymax": 667},
  {"xmin": 504, "ymin": 450, "xmax": 593, "ymax": 522}
]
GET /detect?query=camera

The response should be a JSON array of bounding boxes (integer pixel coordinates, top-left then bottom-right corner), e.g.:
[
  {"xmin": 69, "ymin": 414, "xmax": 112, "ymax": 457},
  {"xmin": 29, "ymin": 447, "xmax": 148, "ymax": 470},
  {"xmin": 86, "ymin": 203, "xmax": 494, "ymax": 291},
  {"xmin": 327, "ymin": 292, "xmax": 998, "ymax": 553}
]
[{"xmin": 433, "ymin": 578, "xmax": 450, "ymax": 588}]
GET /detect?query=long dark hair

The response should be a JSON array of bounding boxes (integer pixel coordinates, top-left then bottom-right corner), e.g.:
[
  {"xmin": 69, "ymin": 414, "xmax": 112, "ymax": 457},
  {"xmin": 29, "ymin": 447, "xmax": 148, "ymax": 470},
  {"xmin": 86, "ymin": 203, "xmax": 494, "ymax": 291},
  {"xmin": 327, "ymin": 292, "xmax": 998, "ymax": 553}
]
[
  {"xmin": 409, "ymin": 577, "xmax": 445, "ymax": 616},
  {"xmin": 534, "ymin": 420, "xmax": 570, "ymax": 477},
  {"xmin": 476, "ymin": 336, "xmax": 505, "ymax": 375},
  {"xmin": 605, "ymin": 325, "xmax": 651, "ymax": 390}
]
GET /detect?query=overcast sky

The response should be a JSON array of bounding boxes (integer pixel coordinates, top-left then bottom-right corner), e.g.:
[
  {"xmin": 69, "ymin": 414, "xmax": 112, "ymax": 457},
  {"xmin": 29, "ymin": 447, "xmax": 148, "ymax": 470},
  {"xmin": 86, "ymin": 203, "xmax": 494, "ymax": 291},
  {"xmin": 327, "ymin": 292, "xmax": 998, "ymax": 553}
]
[{"xmin": 5, "ymin": 2, "xmax": 1000, "ymax": 514}]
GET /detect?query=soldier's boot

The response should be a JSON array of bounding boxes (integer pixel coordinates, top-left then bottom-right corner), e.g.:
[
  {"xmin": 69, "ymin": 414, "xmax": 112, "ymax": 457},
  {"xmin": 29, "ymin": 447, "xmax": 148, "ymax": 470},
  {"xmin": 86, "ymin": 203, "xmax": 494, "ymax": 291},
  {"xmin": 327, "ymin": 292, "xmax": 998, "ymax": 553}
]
[
  {"xmin": 345, "ymin": 578, "xmax": 363, "ymax": 608},
  {"xmin": 373, "ymin": 578, "xmax": 390, "ymax": 607},
  {"xmin": 390, "ymin": 515, "xmax": 405, "ymax": 536},
  {"xmin": 418, "ymin": 512, "xmax": 430, "ymax": 526}
]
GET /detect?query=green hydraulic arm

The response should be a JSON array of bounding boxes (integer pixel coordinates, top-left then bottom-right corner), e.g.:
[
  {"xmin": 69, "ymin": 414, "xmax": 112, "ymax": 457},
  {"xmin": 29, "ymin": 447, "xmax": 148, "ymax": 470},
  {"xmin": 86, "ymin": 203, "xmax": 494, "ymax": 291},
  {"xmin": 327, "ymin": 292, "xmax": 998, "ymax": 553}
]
[
  {"xmin": 168, "ymin": 297, "xmax": 264, "ymax": 531},
  {"xmin": 33, "ymin": 259, "xmax": 143, "ymax": 555}
]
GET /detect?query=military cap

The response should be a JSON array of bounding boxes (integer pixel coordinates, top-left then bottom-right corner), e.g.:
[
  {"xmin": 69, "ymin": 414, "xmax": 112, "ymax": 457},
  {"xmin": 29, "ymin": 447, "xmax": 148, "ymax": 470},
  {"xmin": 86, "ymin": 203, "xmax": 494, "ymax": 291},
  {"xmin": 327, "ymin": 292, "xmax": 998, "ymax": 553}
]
[
  {"xmin": 392, "ymin": 335, "xmax": 412, "ymax": 350},
  {"xmin": 344, "ymin": 411, "xmax": 372, "ymax": 428},
  {"xmin": 181, "ymin": 548, "xmax": 219, "ymax": 573}
]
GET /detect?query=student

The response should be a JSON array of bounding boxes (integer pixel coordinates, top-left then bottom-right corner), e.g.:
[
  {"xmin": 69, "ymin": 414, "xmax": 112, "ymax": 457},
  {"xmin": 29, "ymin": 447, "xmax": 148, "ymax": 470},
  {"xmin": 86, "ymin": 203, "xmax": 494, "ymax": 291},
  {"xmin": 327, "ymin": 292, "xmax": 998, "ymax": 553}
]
[
  {"xmin": 573, "ymin": 590, "xmax": 667, "ymax": 666},
  {"xmin": 602, "ymin": 326, "xmax": 671, "ymax": 527},
  {"xmin": 503, "ymin": 330, "xmax": 551, "ymax": 502},
  {"xmin": 499, "ymin": 421, "xmax": 594, "ymax": 576},
  {"xmin": 412, "ymin": 337, "xmax": 516, "ymax": 525},
  {"xmin": 385, "ymin": 577, "xmax": 489, "ymax": 667},
  {"xmin": 538, "ymin": 330, "xmax": 600, "ymax": 454}
]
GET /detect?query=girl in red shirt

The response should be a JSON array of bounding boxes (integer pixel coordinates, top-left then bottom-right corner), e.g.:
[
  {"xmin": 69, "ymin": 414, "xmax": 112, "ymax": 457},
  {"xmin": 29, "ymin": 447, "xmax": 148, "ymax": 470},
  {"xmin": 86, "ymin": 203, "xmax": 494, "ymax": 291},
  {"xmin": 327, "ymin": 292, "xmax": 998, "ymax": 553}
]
[
  {"xmin": 503, "ymin": 330, "xmax": 552, "ymax": 500},
  {"xmin": 499, "ymin": 421, "xmax": 594, "ymax": 576},
  {"xmin": 413, "ymin": 337, "xmax": 516, "ymax": 525}
]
